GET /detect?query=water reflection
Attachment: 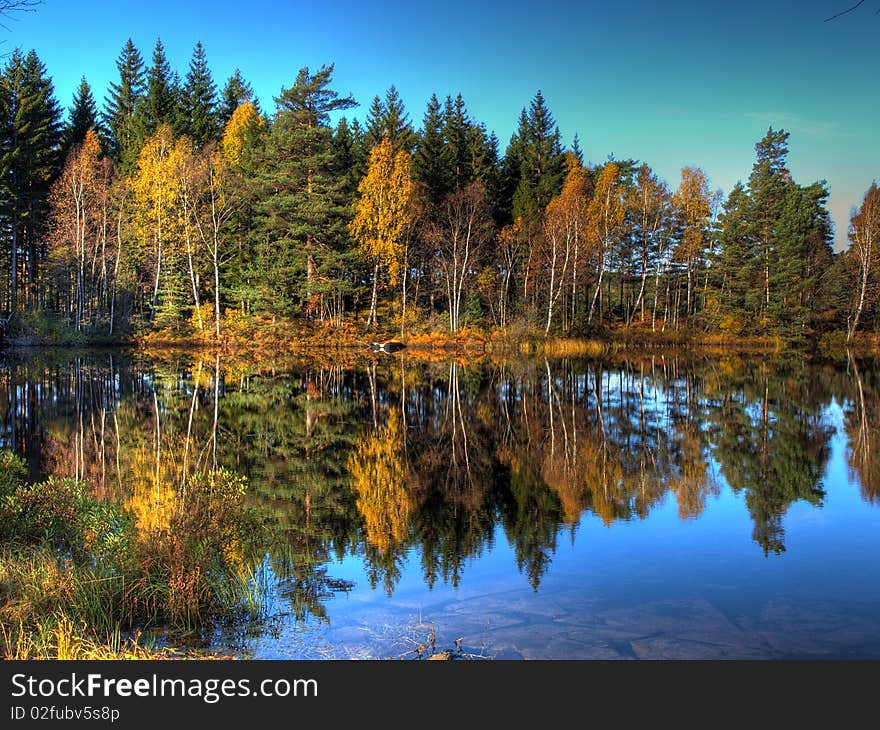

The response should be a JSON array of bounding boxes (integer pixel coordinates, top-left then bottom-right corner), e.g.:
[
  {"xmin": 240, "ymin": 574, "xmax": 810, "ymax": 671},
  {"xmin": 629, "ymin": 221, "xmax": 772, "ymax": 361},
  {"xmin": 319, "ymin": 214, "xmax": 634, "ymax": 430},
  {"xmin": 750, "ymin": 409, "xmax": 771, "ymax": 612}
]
[{"xmin": 1, "ymin": 350, "xmax": 878, "ymax": 651}]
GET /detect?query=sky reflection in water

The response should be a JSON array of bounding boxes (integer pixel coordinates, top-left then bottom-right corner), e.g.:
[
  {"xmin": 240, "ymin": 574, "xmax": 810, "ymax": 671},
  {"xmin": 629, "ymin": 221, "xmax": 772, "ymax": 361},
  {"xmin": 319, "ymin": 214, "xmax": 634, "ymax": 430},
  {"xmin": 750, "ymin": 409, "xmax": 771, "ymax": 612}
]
[{"xmin": 2, "ymin": 351, "xmax": 879, "ymax": 658}]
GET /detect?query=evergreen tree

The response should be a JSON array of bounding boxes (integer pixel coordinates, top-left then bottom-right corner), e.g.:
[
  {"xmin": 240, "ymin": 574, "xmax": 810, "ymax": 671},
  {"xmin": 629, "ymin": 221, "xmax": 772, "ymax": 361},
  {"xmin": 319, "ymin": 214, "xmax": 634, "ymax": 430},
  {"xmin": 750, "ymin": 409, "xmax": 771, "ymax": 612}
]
[
  {"xmin": 348, "ymin": 117, "xmax": 367, "ymax": 182},
  {"xmin": 500, "ymin": 107, "xmax": 529, "ymax": 223},
  {"xmin": 169, "ymin": 70, "xmax": 186, "ymax": 137},
  {"xmin": 380, "ymin": 85, "xmax": 415, "ymax": 152},
  {"xmin": 332, "ymin": 116, "xmax": 366, "ymax": 196},
  {"xmin": 413, "ymin": 93, "xmax": 449, "ymax": 204},
  {"xmin": 251, "ymin": 64, "xmax": 357, "ymax": 318},
  {"xmin": 364, "ymin": 94, "xmax": 385, "ymax": 152},
  {"xmin": 769, "ymin": 179, "xmax": 832, "ymax": 338},
  {"xmin": 571, "ymin": 133, "xmax": 584, "ymax": 166},
  {"xmin": 63, "ymin": 76, "xmax": 100, "ymax": 154},
  {"xmin": 180, "ymin": 41, "xmax": 218, "ymax": 146},
  {"xmin": 467, "ymin": 123, "xmax": 503, "ymax": 222},
  {"xmin": 219, "ymin": 68, "xmax": 256, "ymax": 127},
  {"xmin": 102, "ymin": 38, "xmax": 145, "ymax": 167},
  {"xmin": 510, "ymin": 90, "xmax": 565, "ymax": 220},
  {"xmin": 746, "ymin": 127, "xmax": 790, "ymax": 324},
  {"xmin": 442, "ymin": 94, "xmax": 473, "ymax": 192},
  {"xmin": 714, "ymin": 182, "xmax": 757, "ymax": 322},
  {"xmin": 0, "ymin": 49, "xmax": 62, "ymax": 311},
  {"xmin": 364, "ymin": 86, "xmax": 415, "ymax": 153},
  {"xmin": 713, "ymin": 128, "xmax": 834, "ymax": 340},
  {"xmin": 142, "ymin": 38, "xmax": 176, "ymax": 135}
]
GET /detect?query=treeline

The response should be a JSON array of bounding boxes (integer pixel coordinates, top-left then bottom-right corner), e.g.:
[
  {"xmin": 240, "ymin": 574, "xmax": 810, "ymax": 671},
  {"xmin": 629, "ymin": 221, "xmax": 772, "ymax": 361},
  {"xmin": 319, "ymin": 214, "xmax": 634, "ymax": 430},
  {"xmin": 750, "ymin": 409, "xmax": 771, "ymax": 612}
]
[{"xmin": 1, "ymin": 39, "xmax": 878, "ymax": 343}]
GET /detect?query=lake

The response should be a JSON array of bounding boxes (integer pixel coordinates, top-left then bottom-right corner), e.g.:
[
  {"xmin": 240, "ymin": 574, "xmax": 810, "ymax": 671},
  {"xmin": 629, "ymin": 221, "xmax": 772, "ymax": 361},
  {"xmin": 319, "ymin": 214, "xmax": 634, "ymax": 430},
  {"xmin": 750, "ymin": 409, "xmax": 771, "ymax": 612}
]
[{"xmin": 2, "ymin": 348, "xmax": 879, "ymax": 659}]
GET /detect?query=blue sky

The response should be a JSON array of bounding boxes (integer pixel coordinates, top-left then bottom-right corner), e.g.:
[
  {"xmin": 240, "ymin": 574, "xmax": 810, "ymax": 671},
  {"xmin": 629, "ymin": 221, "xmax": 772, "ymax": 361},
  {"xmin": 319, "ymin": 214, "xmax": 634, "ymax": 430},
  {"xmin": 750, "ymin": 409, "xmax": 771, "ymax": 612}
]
[{"xmin": 6, "ymin": 0, "xmax": 878, "ymax": 249}]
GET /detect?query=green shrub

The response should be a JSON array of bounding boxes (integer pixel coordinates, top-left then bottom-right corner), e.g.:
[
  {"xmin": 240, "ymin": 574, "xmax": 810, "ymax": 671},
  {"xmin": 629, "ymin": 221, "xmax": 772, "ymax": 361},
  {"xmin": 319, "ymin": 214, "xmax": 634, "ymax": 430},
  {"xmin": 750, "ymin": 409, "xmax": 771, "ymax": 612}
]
[
  {"xmin": 0, "ymin": 476, "xmax": 134, "ymax": 565},
  {"xmin": 0, "ymin": 450, "xmax": 266, "ymax": 653}
]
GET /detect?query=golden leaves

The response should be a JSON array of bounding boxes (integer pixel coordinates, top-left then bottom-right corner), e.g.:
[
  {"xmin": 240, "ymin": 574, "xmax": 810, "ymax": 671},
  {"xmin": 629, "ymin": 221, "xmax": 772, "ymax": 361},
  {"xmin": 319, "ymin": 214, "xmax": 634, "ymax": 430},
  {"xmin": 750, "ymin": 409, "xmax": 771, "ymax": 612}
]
[
  {"xmin": 348, "ymin": 415, "xmax": 414, "ymax": 555},
  {"xmin": 586, "ymin": 162, "xmax": 626, "ymax": 248},
  {"xmin": 545, "ymin": 157, "xmax": 591, "ymax": 243},
  {"xmin": 673, "ymin": 166, "xmax": 712, "ymax": 262},
  {"xmin": 222, "ymin": 101, "xmax": 265, "ymax": 169},
  {"xmin": 349, "ymin": 137, "xmax": 415, "ymax": 285}
]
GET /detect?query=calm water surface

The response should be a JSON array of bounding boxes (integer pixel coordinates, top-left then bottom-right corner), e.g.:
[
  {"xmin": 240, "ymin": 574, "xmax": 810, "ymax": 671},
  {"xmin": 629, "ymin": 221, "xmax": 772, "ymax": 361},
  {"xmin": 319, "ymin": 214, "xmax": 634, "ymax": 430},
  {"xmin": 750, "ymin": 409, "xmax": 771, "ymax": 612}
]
[{"xmin": 2, "ymin": 349, "xmax": 879, "ymax": 659}]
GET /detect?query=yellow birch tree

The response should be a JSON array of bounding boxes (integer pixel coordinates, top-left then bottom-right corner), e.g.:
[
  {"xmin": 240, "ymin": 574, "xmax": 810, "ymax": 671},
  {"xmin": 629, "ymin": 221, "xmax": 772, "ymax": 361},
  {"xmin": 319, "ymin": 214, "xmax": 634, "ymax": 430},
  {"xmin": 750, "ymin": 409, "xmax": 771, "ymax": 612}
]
[
  {"xmin": 222, "ymin": 101, "xmax": 266, "ymax": 170},
  {"xmin": 543, "ymin": 155, "xmax": 591, "ymax": 333},
  {"xmin": 349, "ymin": 137, "xmax": 414, "ymax": 327}
]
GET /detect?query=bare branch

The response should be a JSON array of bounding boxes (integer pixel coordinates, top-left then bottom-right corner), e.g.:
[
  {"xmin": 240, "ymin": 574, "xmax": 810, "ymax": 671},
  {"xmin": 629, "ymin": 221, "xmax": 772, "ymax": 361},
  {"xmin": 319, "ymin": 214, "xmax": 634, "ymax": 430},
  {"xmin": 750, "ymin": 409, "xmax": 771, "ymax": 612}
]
[
  {"xmin": 0, "ymin": 0, "xmax": 41, "ymax": 15},
  {"xmin": 0, "ymin": 0, "xmax": 40, "ymax": 33},
  {"xmin": 824, "ymin": 0, "xmax": 869, "ymax": 21}
]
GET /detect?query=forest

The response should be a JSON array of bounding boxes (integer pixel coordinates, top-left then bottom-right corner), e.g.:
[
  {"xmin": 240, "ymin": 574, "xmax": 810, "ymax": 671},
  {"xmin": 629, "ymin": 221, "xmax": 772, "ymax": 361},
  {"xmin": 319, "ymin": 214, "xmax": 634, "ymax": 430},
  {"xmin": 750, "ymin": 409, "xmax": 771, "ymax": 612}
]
[{"xmin": 1, "ymin": 39, "xmax": 878, "ymax": 348}]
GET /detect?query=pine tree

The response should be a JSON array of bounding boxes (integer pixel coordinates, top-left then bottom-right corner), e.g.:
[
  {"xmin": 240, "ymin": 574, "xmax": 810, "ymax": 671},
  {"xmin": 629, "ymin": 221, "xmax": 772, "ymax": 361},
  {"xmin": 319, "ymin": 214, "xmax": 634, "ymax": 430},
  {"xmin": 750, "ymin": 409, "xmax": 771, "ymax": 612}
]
[
  {"xmin": 770, "ymin": 179, "xmax": 832, "ymax": 339},
  {"xmin": 63, "ymin": 76, "xmax": 100, "ymax": 154},
  {"xmin": 251, "ymin": 64, "xmax": 357, "ymax": 318},
  {"xmin": 102, "ymin": 38, "xmax": 145, "ymax": 167},
  {"xmin": 180, "ymin": 41, "xmax": 218, "ymax": 147},
  {"xmin": 0, "ymin": 49, "xmax": 63, "ymax": 311},
  {"xmin": 713, "ymin": 128, "xmax": 834, "ymax": 339},
  {"xmin": 747, "ymin": 127, "xmax": 790, "ymax": 325},
  {"xmin": 218, "ymin": 68, "xmax": 256, "ymax": 127}
]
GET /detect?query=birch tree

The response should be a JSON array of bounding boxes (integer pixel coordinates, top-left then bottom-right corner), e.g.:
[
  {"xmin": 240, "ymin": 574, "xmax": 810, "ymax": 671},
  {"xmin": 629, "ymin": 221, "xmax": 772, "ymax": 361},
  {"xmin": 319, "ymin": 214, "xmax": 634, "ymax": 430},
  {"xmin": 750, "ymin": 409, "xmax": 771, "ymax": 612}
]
[
  {"xmin": 349, "ymin": 137, "xmax": 414, "ymax": 327},
  {"xmin": 586, "ymin": 162, "xmax": 625, "ymax": 326},
  {"xmin": 543, "ymin": 156, "xmax": 590, "ymax": 333},
  {"xmin": 847, "ymin": 183, "xmax": 880, "ymax": 341},
  {"xmin": 430, "ymin": 182, "xmax": 493, "ymax": 332}
]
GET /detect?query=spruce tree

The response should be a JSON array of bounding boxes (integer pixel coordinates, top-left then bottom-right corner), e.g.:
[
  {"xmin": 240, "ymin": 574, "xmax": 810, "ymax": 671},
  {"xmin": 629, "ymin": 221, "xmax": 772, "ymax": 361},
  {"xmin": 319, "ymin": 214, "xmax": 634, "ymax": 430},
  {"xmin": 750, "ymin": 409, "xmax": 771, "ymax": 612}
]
[
  {"xmin": 333, "ymin": 116, "xmax": 365, "ymax": 196},
  {"xmin": 413, "ymin": 93, "xmax": 449, "ymax": 204},
  {"xmin": 102, "ymin": 38, "xmax": 145, "ymax": 167},
  {"xmin": 571, "ymin": 133, "xmax": 584, "ymax": 166},
  {"xmin": 511, "ymin": 90, "xmax": 565, "ymax": 220},
  {"xmin": 442, "ymin": 93, "xmax": 472, "ymax": 192},
  {"xmin": 348, "ymin": 117, "xmax": 367, "ymax": 182},
  {"xmin": 0, "ymin": 49, "xmax": 62, "ymax": 311},
  {"xmin": 363, "ymin": 86, "xmax": 415, "ymax": 153},
  {"xmin": 382, "ymin": 85, "xmax": 415, "ymax": 152},
  {"xmin": 219, "ymin": 68, "xmax": 256, "ymax": 127},
  {"xmin": 143, "ymin": 38, "xmax": 176, "ymax": 135},
  {"xmin": 501, "ymin": 107, "xmax": 529, "ymax": 220},
  {"xmin": 364, "ymin": 94, "xmax": 386, "ymax": 152},
  {"xmin": 180, "ymin": 41, "xmax": 218, "ymax": 146},
  {"xmin": 714, "ymin": 183, "xmax": 757, "ymax": 320},
  {"xmin": 63, "ymin": 76, "xmax": 100, "ymax": 154},
  {"xmin": 468, "ymin": 124, "xmax": 503, "ymax": 223}
]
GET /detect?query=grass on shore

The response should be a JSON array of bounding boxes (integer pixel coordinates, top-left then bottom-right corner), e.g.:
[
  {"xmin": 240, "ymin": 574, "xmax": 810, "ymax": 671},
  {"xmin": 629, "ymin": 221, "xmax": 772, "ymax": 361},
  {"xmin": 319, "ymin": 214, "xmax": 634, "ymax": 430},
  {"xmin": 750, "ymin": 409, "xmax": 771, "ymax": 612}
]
[{"xmin": 0, "ymin": 454, "xmax": 267, "ymax": 660}]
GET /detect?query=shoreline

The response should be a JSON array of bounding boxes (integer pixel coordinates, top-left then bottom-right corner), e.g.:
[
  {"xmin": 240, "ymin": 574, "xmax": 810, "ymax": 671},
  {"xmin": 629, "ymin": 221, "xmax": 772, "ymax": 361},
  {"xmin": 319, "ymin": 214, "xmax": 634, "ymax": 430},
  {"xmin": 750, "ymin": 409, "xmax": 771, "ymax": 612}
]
[{"xmin": 3, "ymin": 325, "xmax": 878, "ymax": 361}]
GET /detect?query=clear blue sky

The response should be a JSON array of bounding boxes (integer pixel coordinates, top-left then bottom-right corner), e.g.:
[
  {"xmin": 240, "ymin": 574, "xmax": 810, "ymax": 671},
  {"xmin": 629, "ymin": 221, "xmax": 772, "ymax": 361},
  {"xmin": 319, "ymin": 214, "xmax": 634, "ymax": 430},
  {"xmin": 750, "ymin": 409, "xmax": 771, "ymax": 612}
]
[{"xmin": 6, "ymin": 0, "xmax": 878, "ymax": 250}]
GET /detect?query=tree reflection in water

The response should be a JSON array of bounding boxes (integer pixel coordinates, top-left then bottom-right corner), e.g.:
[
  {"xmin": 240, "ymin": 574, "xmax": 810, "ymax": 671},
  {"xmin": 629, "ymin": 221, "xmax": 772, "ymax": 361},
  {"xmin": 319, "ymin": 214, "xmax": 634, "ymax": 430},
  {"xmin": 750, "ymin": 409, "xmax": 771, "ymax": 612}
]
[{"xmin": 0, "ymin": 350, "xmax": 875, "ymax": 619}]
